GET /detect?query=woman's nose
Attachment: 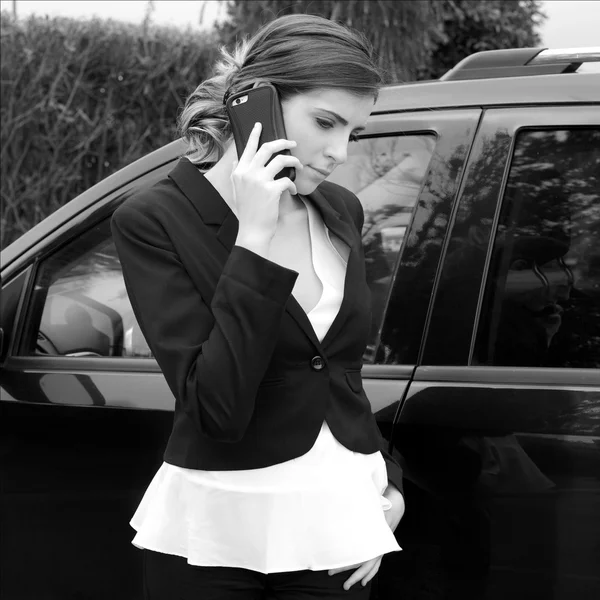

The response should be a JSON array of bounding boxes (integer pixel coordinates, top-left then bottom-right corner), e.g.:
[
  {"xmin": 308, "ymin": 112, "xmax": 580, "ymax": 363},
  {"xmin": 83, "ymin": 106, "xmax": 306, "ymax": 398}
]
[
  {"xmin": 325, "ymin": 136, "xmax": 348, "ymax": 165},
  {"xmin": 546, "ymin": 262, "xmax": 573, "ymax": 300}
]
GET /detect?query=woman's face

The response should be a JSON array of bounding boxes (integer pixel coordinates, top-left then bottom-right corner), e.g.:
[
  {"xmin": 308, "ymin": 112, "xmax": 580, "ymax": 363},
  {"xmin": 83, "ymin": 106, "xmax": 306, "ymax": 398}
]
[
  {"xmin": 504, "ymin": 256, "xmax": 572, "ymax": 345},
  {"xmin": 281, "ymin": 89, "xmax": 376, "ymax": 195}
]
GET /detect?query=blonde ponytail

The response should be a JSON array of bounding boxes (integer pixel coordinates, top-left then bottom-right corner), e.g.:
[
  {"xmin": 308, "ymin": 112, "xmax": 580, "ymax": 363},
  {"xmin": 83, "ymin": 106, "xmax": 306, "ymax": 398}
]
[{"xmin": 176, "ymin": 40, "xmax": 250, "ymax": 165}]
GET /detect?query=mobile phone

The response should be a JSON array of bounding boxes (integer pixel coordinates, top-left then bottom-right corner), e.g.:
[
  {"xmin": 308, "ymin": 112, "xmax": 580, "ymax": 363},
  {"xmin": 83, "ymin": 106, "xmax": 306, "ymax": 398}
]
[{"xmin": 225, "ymin": 83, "xmax": 295, "ymax": 181}]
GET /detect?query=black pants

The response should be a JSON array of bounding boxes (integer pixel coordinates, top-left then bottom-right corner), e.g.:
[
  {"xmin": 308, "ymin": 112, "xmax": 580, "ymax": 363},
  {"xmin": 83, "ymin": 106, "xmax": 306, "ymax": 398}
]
[{"xmin": 143, "ymin": 549, "xmax": 373, "ymax": 599}]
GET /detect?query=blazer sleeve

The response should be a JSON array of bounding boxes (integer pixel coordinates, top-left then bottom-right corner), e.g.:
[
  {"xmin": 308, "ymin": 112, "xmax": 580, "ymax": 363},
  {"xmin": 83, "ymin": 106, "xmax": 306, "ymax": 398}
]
[
  {"xmin": 348, "ymin": 191, "xmax": 404, "ymax": 496},
  {"xmin": 111, "ymin": 199, "xmax": 298, "ymax": 443}
]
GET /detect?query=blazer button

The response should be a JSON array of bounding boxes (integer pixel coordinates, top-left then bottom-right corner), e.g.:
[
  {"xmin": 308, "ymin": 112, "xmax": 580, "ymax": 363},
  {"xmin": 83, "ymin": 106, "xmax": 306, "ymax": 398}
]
[{"xmin": 310, "ymin": 356, "xmax": 325, "ymax": 371}]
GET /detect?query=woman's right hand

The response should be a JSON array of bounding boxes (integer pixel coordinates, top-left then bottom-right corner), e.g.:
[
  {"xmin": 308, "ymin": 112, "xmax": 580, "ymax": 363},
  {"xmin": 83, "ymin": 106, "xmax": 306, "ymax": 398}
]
[{"xmin": 232, "ymin": 122, "xmax": 302, "ymax": 256}]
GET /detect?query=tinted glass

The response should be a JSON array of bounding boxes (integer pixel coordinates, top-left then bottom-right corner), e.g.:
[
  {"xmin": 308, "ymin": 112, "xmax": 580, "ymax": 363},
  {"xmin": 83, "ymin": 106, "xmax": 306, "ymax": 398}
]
[
  {"xmin": 327, "ymin": 135, "xmax": 436, "ymax": 361},
  {"xmin": 23, "ymin": 136, "xmax": 435, "ymax": 362},
  {"xmin": 475, "ymin": 129, "xmax": 600, "ymax": 368},
  {"xmin": 24, "ymin": 219, "xmax": 152, "ymax": 358}
]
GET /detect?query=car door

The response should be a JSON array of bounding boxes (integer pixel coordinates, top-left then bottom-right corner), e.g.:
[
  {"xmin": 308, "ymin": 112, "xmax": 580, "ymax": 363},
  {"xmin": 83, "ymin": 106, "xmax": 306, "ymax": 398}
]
[
  {"xmin": 328, "ymin": 107, "xmax": 481, "ymax": 447},
  {"xmin": 0, "ymin": 155, "xmax": 182, "ymax": 600},
  {"xmin": 325, "ymin": 107, "xmax": 482, "ymax": 599},
  {"xmin": 383, "ymin": 106, "xmax": 600, "ymax": 599}
]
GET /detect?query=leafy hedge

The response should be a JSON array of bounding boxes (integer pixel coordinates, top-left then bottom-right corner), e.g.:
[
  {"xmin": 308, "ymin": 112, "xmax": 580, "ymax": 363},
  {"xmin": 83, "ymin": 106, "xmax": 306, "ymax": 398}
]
[{"xmin": 1, "ymin": 13, "xmax": 219, "ymax": 249}]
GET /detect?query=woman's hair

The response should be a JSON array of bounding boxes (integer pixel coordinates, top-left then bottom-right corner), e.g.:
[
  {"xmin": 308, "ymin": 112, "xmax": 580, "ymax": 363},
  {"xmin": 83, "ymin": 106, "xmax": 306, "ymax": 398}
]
[{"xmin": 177, "ymin": 14, "xmax": 384, "ymax": 165}]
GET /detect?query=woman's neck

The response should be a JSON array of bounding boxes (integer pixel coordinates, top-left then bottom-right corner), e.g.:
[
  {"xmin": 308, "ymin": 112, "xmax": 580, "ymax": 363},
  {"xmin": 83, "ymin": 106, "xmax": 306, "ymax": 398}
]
[{"xmin": 203, "ymin": 143, "xmax": 301, "ymax": 220}]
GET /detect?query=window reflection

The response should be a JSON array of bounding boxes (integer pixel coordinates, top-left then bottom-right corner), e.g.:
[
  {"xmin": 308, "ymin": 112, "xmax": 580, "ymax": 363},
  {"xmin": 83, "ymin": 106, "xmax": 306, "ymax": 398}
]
[
  {"xmin": 476, "ymin": 129, "xmax": 600, "ymax": 368},
  {"xmin": 28, "ymin": 135, "xmax": 437, "ymax": 362},
  {"xmin": 29, "ymin": 220, "xmax": 152, "ymax": 358},
  {"xmin": 328, "ymin": 135, "xmax": 436, "ymax": 360}
]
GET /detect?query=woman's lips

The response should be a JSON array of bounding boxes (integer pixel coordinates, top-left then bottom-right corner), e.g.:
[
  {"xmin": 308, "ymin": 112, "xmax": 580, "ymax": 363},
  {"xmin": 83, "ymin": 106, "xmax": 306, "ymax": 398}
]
[
  {"xmin": 533, "ymin": 304, "xmax": 563, "ymax": 323},
  {"xmin": 309, "ymin": 166, "xmax": 331, "ymax": 177}
]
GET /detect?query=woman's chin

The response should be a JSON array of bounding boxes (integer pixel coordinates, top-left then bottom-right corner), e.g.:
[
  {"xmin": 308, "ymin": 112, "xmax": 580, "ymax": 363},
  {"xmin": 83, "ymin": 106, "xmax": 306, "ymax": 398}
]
[{"xmin": 293, "ymin": 174, "xmax": 320, "ymax": 196}]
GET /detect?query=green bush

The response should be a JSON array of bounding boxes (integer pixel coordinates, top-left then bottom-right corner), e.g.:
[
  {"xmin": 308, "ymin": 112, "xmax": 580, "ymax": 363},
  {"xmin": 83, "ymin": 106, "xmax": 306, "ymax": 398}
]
[{"xmin": 1, "ymin": 12, "xmax": 219, "ymax": 249}]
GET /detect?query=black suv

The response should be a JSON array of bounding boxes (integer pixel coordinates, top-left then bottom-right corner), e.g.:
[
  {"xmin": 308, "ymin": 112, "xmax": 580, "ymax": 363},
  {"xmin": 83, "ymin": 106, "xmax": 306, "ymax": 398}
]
[{"xmin": 1, "ymin": 47, "xmax": 599, "ymax": 600}]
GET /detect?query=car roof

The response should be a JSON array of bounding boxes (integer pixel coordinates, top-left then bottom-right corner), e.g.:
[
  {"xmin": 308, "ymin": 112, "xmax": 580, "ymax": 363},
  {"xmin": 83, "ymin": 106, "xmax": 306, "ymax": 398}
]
[{"xmin": 374, "ymin": 71, "xmax": 600, "ymax": 114}]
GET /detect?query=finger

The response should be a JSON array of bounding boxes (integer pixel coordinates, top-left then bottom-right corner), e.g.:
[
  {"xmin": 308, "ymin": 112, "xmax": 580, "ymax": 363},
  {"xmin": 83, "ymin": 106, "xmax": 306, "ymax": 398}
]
[
  {"xmin": 252, "ymin": 138, "xmax": 297, "ymax": 167},
  {"xmin": 273, "ymin": 176, "xmax": 297, "ymax": 197},
  {"xmin": 238, "ymin": 122, "xmax": 262, "ymax": 166},
  {"xmin": 264, "ymin": 154, "xmax": 303, "ymax": 180},
  {"xmin": 328, "ymin": 562, "xmax": 361, "ymax": 576},
  {"xmin": 342, "ymin": 560, "xmax": 376, "ymax": 591},
  {"xmin": 360, "ymin": 557, "xmax": 382, "ymax": 587}
]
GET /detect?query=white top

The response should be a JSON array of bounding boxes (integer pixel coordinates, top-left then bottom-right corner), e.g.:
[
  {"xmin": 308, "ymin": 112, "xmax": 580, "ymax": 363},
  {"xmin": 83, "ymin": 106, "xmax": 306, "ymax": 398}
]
[{"xmin": 130, "ymin": 197, "xmax": 401, "ymax": 573}]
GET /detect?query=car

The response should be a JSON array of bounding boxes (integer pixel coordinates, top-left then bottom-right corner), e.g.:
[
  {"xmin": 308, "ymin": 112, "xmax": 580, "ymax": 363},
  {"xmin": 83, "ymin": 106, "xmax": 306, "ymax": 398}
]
[{"xmin": 1, "ymin": 46, "xmax": 599, "ymax": 600}]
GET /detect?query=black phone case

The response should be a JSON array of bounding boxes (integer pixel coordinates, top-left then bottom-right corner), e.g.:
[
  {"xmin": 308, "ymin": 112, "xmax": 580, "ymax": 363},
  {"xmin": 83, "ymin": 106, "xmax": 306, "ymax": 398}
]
[{"xmin": 225, "ymin": 84, "xmax": 295, "ymax": 181}]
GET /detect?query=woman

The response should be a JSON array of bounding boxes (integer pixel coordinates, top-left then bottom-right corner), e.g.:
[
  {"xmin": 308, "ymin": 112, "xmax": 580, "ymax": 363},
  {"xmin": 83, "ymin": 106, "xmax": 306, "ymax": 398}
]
[{"xmin": 111, "ymin": 13, "xmax": 405, "ymax": 599}]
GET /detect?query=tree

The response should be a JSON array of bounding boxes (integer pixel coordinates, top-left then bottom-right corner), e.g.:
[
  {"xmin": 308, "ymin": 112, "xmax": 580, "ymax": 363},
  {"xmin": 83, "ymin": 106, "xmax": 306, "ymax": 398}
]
[
  {"xmin": 421, "ymin": 0, "xmax": 546, "ymax": 80},
  {"xmin": 216, "ymin": 0, "xmax": 443, "ymax": 83},
  {"xmin": 216, "ymin": 0, "xmax": 546, "ymax": 83}
]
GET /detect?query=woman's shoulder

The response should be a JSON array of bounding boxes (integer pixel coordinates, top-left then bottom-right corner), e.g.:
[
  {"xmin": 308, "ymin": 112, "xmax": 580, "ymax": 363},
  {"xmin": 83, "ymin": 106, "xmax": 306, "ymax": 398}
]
[
  {"xmin": 113, "ymin": 175, "xmax": 181, "ymax": 224},
  {"xmin": 110, "ymin": 164, "xmax": 198, "ymax": 251},
  {"xmin": 112, "ymin": 156, "xmax": 207, "ymax": 233}
]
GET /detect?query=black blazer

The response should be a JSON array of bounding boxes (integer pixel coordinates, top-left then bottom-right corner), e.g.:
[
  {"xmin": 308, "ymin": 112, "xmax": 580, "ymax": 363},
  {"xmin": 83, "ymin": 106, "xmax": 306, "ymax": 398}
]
[{"xmin": 111, "ymin": 157, "xmax": 403, "ymax": 493}]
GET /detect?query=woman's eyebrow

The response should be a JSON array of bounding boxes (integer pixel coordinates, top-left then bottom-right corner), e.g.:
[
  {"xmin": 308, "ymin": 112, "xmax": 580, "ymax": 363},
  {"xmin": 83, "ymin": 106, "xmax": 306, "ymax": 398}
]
[{"xmin": 315, "ymin": 108, "xmax": 366, "ymax": 132}]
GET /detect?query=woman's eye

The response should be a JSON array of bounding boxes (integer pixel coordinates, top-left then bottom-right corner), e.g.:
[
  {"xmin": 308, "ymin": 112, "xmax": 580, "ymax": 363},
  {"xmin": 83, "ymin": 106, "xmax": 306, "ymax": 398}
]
[
  {"xmin": 316, "ymin": 118, "xmax": 360, "ymax": 142},
  {"xmin": 316, "ymin": 118, "xmax": 333, "ymax": 130},
  {"xmin": 510, "ymin": 258, "xmax": 531, "ymax": 271}
]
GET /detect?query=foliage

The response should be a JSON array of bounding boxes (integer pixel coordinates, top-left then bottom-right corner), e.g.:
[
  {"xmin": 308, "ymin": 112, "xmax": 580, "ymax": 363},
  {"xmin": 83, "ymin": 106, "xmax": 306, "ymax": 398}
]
[
  {"xmin": 0, "ymin": 1, "xmax": 547, "ymax": 249},
  {"xmin": 0, "ymin": 12, "xmax": 218, "ymax": 249},
  {"xmin": 217, "ymin": 0, "xmax": 545, "ymax": 82},
  {"xmin": 216, "ymin": 0, "xmax": 443, "ymax": 83},
  {"xmin": 421, "ymin": 0, "xmax": 546, "ymax": 79}
]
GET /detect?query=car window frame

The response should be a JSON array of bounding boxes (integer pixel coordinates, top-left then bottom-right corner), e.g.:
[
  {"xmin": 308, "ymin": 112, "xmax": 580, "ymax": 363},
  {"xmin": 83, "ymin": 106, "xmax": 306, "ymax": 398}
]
[
  {"xmin": 420, "ymin": 104, "xmax": 600, "ymax": 382},
  {"xmin": 19, "ymin": 215, "xmax": 133, "ymax": 359},
  {"xmin": 326, "ymin": 130, "xmax": 440, "ymax": 361},
  {"xmin": 364, "ymin": 108, "xmax": 483, "ymax": 370},
  {"xmin": 3, "ymin": 158, "xmax": 180, "ymax": 374}
]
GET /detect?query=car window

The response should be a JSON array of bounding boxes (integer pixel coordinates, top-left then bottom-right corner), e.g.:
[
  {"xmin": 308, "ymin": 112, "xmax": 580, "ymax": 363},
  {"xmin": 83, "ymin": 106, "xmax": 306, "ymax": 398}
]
[
  {"xmin": 327, "ymin": 134, "xmax": 436, "ymax": 361},
  {"xmin": 474, "ymin": 128, "xmax": 600, "ymax": 368},
  {"xmin": 21, "ymin": 136, "xmax": 436, "ymax": 362},
  {"xmin": 23, "ymin": 218, "xmax": 153, "ymax": 358}
]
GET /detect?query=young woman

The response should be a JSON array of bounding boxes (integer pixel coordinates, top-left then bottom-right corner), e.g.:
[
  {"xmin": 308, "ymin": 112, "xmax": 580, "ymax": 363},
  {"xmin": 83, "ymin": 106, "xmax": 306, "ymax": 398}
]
[{"xmin": 111, "ymin": 13, "xmax": 405, "ymax": 599}]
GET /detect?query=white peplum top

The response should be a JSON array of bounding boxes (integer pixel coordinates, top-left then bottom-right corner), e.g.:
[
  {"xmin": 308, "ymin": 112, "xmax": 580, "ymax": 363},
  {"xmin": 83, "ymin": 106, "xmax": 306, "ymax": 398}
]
[{"xmin": 129, "ymin": 196, "xmax": 401, "ymax": 573}]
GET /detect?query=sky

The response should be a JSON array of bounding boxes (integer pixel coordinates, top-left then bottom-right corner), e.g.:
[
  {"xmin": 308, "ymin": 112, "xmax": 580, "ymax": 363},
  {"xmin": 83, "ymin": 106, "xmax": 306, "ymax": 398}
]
[
  {"xmin": 0, "ymin": 1, "xmax": 230, "ymax": 30},
  {"xmin": 1, "ymin": 0, "xmax": 599, "ymax": 47}
]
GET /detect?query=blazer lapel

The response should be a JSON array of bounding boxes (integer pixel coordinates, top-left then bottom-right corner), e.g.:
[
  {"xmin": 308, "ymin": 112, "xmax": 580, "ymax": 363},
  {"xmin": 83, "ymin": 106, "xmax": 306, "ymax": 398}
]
[
  {"xmin": 168, "ymin": 158, "xmax": 362, "ymax": 352},
  {"xmin": 168, "ymin": 158, "xmax": 239, "ymax": 253},
  {"xmin": 217, "ymin": 211, "xmax": 239, "ymax": 250},
  {"xmin": 304, "ymin": 188, "xmax": 361, "ymax": 350},
  {"xmin": 320, "ymin": 239, "xmax": 361, "ymax": 350},
  {"xmin": 285, "ymin": 297, "xmax": 323, "ymax": 348},
  {"xmin": 306, "ymin": 187, "xmax": 355, "ymax": 250}
]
